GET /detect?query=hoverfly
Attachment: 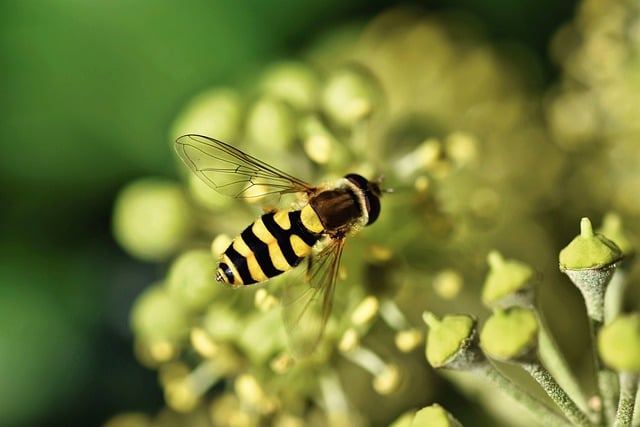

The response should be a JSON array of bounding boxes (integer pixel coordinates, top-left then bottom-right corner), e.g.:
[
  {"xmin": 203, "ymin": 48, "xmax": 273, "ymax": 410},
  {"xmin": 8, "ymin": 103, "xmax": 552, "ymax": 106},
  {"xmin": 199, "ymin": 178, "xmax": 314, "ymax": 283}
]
[{"xmin": 175, "ymin": 134, "xmax": 383, "ymax": 356}]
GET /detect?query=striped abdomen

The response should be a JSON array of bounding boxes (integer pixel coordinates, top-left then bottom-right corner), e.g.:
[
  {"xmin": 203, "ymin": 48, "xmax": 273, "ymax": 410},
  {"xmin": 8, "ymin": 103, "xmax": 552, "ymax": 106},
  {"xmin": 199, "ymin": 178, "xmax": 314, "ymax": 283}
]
[{"xmin": 217, "ymin": 205, "xmax": 324, "ymax": 286}]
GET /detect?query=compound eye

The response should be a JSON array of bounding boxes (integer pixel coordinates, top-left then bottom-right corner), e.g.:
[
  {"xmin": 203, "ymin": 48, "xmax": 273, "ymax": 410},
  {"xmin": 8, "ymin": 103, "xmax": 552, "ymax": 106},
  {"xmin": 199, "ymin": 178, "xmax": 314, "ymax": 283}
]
[
  {"xmin": 344, "ymin": 174, "xmax": 368, "ymax": 190},
  {"xmin": 344, "ymin": 174, "xmax": 382, "ymax": 226},
  {"xmin": 365, "ymin": 194, "xmax": 381, "ymax": 225}
]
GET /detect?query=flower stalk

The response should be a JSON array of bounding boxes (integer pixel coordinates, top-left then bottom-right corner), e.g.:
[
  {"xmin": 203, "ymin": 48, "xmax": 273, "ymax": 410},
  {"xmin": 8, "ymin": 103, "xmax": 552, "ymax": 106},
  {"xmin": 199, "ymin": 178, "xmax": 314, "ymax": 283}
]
[
  {"xmin": 470, "ymin": 362, "xmax": 573, "ymax": 427},
  {"xmin": 482, "ymin": 251, "xmax": 590, "ymax": 413},
  {"xmin": 614, "ymin": 372, "xmax": 638, "ymax": 427},
  {"xmin": 480, "ymin": 307, "xmax": 592, "ymax": 426},
  {"xmin": 559, "ymin": 217, "xmax": 625, "ymax": 424},
  {"xmin": 425, "ymin": 311, "xmax": 573, "ymax": 426},
  {"xmin": 521, "ymin": 362, "xmax": 593, "ymax": 427}
]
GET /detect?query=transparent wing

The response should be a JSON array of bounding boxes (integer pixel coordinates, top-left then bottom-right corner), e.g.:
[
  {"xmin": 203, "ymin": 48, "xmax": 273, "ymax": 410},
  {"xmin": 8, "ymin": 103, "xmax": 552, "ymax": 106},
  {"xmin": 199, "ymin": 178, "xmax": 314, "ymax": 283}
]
[
  {"xmin": 281, "ymin": 238, "xmax": 346, "ymax": 358},
  {"xmin": 175, "ymin": 134, "xmax": 315, "ymax": 198}
]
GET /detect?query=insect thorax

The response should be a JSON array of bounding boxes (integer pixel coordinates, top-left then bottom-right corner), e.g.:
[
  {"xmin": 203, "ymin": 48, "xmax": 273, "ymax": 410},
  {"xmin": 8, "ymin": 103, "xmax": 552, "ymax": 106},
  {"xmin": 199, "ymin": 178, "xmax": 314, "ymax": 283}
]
[{"xmin": 309, "ymin": 188, "xmax": 364, "ymax": 235}]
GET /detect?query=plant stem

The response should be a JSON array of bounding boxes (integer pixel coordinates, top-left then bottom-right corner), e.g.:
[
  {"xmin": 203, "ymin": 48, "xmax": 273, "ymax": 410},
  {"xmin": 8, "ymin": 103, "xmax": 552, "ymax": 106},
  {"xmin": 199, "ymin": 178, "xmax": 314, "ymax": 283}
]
[
  {"xmin": 614, "ymin": 372, "xmax": 638, "ymax": 427},
  {"xmin": 537, "ymin": 310, "xmax": 590, "ymax": 413},
  {"xmin": 471, "ymin": 361, "xmax": 572, "ymax": 427},
  {"xmin": 589, "ymin": 318, "xmax": 619, "ymax": 425},
  {"xmin": 600, "ymin": 369, "xmax": 619, "ymax": 426},
  {"xmin": 521, "ymin": 362, "xmax": 593, "ymax": 427},
  {"xmin": 604, "ymin": 270, "xmax": 626, "ymax": 324},
  {"xmin": 632, "ymin": 381, "xmax": 640, "ymax": 426}
]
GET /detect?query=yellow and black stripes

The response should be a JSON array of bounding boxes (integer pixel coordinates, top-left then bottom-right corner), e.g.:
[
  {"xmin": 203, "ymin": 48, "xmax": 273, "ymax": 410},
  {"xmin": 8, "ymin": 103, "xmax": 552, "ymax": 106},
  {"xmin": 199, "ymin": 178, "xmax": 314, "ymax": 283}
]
[{"xmin": 217, "ymin": 206, "xmax": 324, "ymax": 286}]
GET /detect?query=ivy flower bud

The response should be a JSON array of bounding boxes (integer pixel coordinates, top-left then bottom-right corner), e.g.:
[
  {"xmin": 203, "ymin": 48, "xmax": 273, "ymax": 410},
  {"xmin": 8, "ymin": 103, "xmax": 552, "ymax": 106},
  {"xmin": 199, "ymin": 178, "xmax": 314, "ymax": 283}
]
[
  {"xmin": 246, "ymin": 96, "xmax": 296, "ymax": 150},
  {"xmin": 211, "ymin": 234, "xmax": 232, "ymax": 259},
  {"xmin": 598, "ymin": 313, "xmax": 640, "ymax": 372},
  {"xmin": 559, "ymin": 217, "xmax": 623, "ymax": 323},
  {"xmin": 202, "ymin": 303, "xmax": 243, "ymax": 342},
  {"xmin": 598, "ymin": 213, "xmax": 634, "ymax": 323},
  {"xmin": 238, "ymin": 309, "xmax": 287, "ymax": 363},
  {"xmin": 559, "ymin": 217, "xmax": 622, "ymax": 270},
  {"xmin": 481, "ymin": 306, "xmax": 592, "ymax": 427},
  {"xmin": 166, "ymin": 249, "xmax": 219, "ymax": 312},
  {"xmin": 186, "ymin": 173, "xmax": 233, "ymax": 211},
  {"xmin": 423, "ymin": 312, "xmax": 481, "ymax": 369},
  {"xmin": 113, "ymin": 178, "xmax": 192, "ymax": 261},
  {"xmin": 299, "ymin": 114, "xmax": 348, "ymax": 168},
  {"xmin": 321, "ymin": 66, "xmax": 380, "ymax": 127},
  {"xmin": 260, "ymin": 61, "xmax": 320, "ymax": 111},
  {"xmin": 482, "ymin": 251, "xmax": 536, "ymax": 308},
  {"xmin": 599, "ymin": 315, "xmax": 640, "ymax": 426},
  {"xmin": 170, "ymin": 88, "xmax": 243, "ymax": 142},
  {"xmin": 480, "ymin": 307, "xmax": 538, "ymax": 362},
  {"xmin": 411, "ymin": 404, "xmax": 462, "ymax": 427},
  {"xmin": 597, "ymin": 212, "xmax": 634, "ymax": 259},
  {"xmin": 130, "ymin": 284, "xmax": 191, "ymax": 344},
  {"xmin": 390, "ymin": 410, "xmax": 415, "ymax": 427}
]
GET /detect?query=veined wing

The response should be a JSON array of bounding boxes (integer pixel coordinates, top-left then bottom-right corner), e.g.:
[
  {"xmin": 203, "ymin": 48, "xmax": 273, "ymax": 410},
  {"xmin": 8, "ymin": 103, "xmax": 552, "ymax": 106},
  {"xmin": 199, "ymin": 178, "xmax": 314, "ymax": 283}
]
[
  {"xmin": 175, "ymin": 134, "xmax": 315, "ymax": 198},
  {"xmin": 281, "ymin": 238, "xmax": 346, "ymax": 358}
]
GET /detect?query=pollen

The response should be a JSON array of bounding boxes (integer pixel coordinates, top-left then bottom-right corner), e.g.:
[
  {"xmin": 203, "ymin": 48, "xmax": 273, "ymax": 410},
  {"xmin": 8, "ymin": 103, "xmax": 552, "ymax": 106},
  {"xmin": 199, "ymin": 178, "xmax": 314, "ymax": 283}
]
[
  {"xmin": 351, "ymin": 296, "xmax": 379, "ymax": 325},
  {"xmin": 191, "ymin": 328, "xmax": 219, "ymax": 358},
  {"xmin": 339, "ymin": 328, "xmax": 360, "ymax": 353},
  {"xmin": 304, "ymin": 135, "xmax": 332, "ymax": 164},
  {"xmin": 254, "ymin": 288, "xmax": 279, "ymax": 312},
  {"xmin": 432, "ymin": 269, "xmax": 463, "ymax": 300},
  {"xmin": 211, "ymin": 234, "xmax": 232, "ymax": 258}
]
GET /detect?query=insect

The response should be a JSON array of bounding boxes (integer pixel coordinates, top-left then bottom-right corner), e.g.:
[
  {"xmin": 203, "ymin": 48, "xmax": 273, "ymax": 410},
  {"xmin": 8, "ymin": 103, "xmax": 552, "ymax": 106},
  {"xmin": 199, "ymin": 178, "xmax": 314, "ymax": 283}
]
[{"xmin": 175, "ymin": 134, "xmax": 383, "ymax": 356}]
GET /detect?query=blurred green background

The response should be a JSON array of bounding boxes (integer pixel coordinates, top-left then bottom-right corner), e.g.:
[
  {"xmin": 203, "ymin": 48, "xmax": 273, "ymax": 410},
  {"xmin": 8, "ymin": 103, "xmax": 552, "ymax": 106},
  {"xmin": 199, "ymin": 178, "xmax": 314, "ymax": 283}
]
[{"xmin": 1, "ymin": 0, "xmax": 577, "ymax": 425}]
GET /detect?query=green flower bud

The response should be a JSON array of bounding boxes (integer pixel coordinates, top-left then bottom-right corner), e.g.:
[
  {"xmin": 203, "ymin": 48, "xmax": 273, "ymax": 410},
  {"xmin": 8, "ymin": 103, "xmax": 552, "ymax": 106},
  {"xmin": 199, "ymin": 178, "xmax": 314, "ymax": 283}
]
[
  {"xmin": 423, "ymin": 312, "xmax": 478, "ymax": 369},
  {"xmin": 211, "ymin": 234, "xmax": 232, "ymax": 259},
  {"xmin": 246, "ymin": 96, "xmax": 296, "ymax": 150},
  {"xmin": 389, "ymin": 410, "xmax": 415, "ymax": 427},
  {"xmin": 411, "ymin": 404, "xmax": 462, "ymax": 427},
  {"xmin": 202, "ymin": 304, "xmax": 243, "ymax": 342},
  {"xmin": 559, "ymin": 217, "xmax": 622, "ymax": 270},
  {"xmin": 597, "ymin": 212, "xmax": 634, "ymax": 258},
  {"xmin": 560, "ymin": 218, "xmax": 623, "ymax": 323},
  {"xmin": 170, "ymin": 88, "xmax": 243, "ymax": 142},
  {"xmin": 299, "ymin": 114, "xmax": 346, "ymax": 167},
  {"xmin": 598, "ymin": 313, "xmax": 640, "ymax": 372},
  {"xmin": 130, "ymin": 284, "xmax": 190, "ymax": 343},
  {"xmin": 166, "ymin": 249, "xmax": 219, "ymax": 312},
  {"xmin": 482, "ymin": 251, "xmax": 535, "ymax": 308},
  {"xmin": 260, "ymin": 61, "xmax": 320, "ymax": 111},
  {"xmin": 238, "ymin": 309, "xmax": 287, "ymax": 363},
  {"xmin": 113, "ymin": 178, "xmax": 192, "ymax": 261},
  {"xmin": 480, "ymin": 307, "xmax": 538, "ymax": 361},
  {"xmin": 444, "ymin": 131, "xmax": 478, "ymax": 168},
  {"xmin": 185, "ymin": 172, "xmax": 234, "ymax": 211},
  {"xmin": 321, "ymin": 66, "xmax": 380, "ymax": 127}
]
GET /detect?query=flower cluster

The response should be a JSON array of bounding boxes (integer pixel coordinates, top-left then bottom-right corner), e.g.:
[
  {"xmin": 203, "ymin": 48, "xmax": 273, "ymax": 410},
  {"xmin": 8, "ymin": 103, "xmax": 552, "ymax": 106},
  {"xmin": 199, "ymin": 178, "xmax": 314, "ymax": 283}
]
[
  {"xmin": 109, "ymin": 3, "xmax": 640, "ymax": 426},
  {"xmin": 547, "ymin": 0, "xmax": 640, "ymax": 221},
  {"xmin": 425, "ymin": 216, "xmax": 639, "ymax": 426}
]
